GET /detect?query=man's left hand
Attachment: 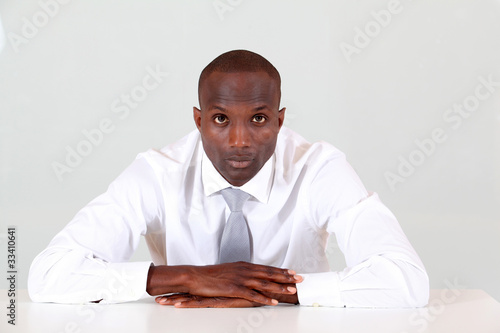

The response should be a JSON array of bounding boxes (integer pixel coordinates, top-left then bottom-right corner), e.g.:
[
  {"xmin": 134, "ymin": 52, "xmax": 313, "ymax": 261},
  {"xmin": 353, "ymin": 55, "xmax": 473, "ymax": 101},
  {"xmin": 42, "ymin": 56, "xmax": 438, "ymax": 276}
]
[{"xmin": 156, "ymin": 289, "xmax": 299, "ymax": 308}]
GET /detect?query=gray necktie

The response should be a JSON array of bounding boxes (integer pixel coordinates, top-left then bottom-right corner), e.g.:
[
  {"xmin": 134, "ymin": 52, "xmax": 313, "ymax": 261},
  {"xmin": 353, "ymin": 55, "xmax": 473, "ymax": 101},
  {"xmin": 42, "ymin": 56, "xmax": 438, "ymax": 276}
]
[{"xmin": 219, "ymin": 188, "xmax": 251, "ymax": 264}]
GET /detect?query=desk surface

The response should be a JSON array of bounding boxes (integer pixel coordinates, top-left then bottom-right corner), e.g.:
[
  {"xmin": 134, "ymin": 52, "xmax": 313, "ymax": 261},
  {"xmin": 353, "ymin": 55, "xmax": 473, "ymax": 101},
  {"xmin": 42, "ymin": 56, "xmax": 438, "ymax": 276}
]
[{"xmin": 2, "ymin": 289, "xmax": 499, "ymax": 333}]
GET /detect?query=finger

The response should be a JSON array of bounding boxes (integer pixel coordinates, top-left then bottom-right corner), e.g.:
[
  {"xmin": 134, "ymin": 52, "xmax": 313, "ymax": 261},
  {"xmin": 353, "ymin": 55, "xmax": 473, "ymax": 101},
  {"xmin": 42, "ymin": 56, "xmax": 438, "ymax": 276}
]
[
  {"xmin": 187, "ymin": 282, "xmax": 278, "ymax": 306},
  {"xmin": 156, "ymin": 293, "xmax": 193, "ymax": 305},
  {"xmin": 227, "ymin": 286, "xmax": 279, "ymax": 306},
  {"xmin": 195, "ymin": 282, "xmax": 277, "ymax": 306},
  {"xmin": 176, "ymin": 297, "xmax": 259, "ymax": 308},
  {"xmin": 250, "ymin": 270, "xmax": 302, "ymax": 284},
  {"xmin": 232, "ymin": 262, "xmax": 296, "ymax": 276},
  {"xmin": 243, "ymin": 280, "xmax": 298, "ymax": 296},
  {"xmin": 185, "ymin": 264, "xmax": 302, "ymax": 304},
  {"xmin": 229, "ymin": 262, "xmax": 303, "ymax": 283}
]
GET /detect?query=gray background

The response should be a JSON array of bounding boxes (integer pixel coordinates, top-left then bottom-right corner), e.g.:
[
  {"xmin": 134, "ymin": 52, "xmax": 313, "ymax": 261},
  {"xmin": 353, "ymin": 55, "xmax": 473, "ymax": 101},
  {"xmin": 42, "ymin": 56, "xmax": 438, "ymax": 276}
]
[{"xmin": 1, "ymin": 0, "xmax": 499, "ymax": 301}]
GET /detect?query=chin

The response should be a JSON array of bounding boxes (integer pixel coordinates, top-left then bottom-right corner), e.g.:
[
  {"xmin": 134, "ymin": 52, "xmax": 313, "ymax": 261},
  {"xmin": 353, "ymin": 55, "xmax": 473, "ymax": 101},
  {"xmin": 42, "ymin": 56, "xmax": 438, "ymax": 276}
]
[{"xmin": 224, "ymin": 173, "xmax": 252, "ymax": 187}]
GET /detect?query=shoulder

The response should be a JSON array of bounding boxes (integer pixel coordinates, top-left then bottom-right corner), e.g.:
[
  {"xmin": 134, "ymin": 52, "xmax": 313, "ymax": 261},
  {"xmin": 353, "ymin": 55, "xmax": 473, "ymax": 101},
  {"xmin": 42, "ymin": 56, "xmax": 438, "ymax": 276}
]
[
  {"xmin": 275, "ymin": 127, "xmax": 346, "ymax": 171},
  {"xmin": 137, "ymin": 129, "xmax": 202, "ymax": 173},
  {"xmin": 108, "ymin": 129, "xmax": 201, "ymax": 191},
  {"xmin": 275, "ymin": 128, "xmax": 368, "ymax": 224}
]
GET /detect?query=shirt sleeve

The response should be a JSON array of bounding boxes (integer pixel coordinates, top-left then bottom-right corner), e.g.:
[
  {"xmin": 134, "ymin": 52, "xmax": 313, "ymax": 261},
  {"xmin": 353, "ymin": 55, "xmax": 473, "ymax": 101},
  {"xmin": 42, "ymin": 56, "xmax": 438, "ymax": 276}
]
[
  {"xmin": 296, "ymin": 152, "xmax": 429, "ymax": 308},
  {"xmin": 28, "ymin": 155, "xmax": 164, "ymax": 304}
]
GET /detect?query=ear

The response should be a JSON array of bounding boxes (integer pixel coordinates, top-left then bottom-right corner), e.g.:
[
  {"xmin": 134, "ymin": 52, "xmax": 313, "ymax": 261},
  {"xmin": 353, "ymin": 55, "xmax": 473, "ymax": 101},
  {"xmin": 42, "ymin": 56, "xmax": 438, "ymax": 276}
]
[
  {"xmin": 193, "ymin": 107, "xmax": 202, "ymax": 131},
  {"xmin": 278, "ymin": 107, "xmax": 286, "ymax": 129}
]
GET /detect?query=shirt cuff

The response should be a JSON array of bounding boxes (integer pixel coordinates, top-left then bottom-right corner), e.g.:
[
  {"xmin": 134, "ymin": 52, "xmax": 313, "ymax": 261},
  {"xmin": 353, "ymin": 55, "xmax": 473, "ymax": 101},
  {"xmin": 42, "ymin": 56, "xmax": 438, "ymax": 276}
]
[
  {"xmin": 296, "ymin": 272, "xmax": 343, "ymax": 307},
  {"xmin": 99, "ymin": 261, "xmax": 153, "ymax": 303}
]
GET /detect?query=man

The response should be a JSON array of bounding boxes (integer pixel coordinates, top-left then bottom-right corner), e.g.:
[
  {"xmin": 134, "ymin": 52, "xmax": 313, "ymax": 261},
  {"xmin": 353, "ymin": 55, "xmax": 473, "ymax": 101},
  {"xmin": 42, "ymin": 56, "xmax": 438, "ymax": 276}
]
[{"xmin": 29, "ymin": 50, "xmax": 429, "ymax": 308}]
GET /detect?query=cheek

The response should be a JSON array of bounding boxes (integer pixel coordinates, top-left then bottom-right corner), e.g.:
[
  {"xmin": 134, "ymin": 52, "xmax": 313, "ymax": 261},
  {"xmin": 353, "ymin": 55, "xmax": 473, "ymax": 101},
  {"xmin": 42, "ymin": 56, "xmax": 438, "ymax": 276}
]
[
  {"xmin": 260, "ymin": 125, "xmax": 279, "ymax": 142},
  {"xmin": 254, "ymin": 129, "xmax": 278, "ymax": 155},
  {"xmin": 202, "ymin": 131, "xmax": 225, "ymax": 158}
]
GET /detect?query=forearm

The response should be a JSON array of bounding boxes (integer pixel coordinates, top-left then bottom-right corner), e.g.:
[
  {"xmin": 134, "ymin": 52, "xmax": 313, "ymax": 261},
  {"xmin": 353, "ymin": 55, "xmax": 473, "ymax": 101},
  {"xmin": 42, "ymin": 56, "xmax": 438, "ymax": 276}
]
[
  {"xmin": 28, "ymin": 247, "xmax": 151, "ymax": 304},
  {"xmin": 338, "ymin": 257, "xmax": 429, "ymax": 307},
  {"xmin": 296, "ymin": 256, "xmax": 428, "ymax": 307},
  {"xmin": 321, "ymin": 192, "xmax": 429, "ymax": 307}
]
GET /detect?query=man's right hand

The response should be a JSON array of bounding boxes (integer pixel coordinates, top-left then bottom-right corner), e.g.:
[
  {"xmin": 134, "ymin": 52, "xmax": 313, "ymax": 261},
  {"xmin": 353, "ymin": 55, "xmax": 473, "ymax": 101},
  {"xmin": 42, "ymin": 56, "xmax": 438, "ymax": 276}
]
[{"xmin": 146, "ymin": 262, "xmax": 303, "ymax": 306}]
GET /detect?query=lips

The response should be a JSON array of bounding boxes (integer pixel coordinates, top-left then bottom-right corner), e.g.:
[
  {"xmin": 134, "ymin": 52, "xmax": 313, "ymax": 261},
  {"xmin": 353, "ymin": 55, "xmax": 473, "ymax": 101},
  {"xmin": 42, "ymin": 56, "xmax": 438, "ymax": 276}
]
[{"xmin": 226, "ymin": 155, "xmax": 253, "ymax": 169}]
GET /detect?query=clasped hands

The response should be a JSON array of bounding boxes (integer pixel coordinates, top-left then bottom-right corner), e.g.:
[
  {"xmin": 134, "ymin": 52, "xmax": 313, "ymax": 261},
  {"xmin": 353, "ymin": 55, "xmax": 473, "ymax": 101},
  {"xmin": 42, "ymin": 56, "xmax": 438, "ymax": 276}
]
[{"xmin": 146, "ymin": 262, "xmax": 303, "ymax": 308}]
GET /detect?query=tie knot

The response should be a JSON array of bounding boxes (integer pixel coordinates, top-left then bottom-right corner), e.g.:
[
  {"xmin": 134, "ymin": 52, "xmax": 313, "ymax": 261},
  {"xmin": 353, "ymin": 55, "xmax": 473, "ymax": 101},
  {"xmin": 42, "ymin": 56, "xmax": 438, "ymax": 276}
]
[{"xmin": 221, "ymin": 188, "xmax": 250, "ymax": 212}]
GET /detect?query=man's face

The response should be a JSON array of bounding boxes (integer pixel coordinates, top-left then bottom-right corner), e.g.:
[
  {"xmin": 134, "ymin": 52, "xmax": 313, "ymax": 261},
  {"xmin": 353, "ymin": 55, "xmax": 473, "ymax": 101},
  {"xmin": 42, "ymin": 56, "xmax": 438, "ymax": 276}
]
[{"xmin": 194, "ymin": 71, "xmax": 285, "ymax": 187}]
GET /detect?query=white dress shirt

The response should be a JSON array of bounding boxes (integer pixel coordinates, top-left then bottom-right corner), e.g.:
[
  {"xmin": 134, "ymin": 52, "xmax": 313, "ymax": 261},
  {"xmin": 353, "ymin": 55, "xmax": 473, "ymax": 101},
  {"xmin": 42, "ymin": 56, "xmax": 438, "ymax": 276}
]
[{"xmin": 28, "ymin": 127, "xmax": 429, "ymax": 307}]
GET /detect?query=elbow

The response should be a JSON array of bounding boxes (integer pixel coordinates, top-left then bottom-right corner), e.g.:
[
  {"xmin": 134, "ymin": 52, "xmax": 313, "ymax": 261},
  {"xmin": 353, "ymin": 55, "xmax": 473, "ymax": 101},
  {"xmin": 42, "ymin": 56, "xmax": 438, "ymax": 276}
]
[
  {"xmin": 379, "ymin": 256, "xmax": 430, "ymax": 308},
  {"xmin": 27, "ymin": 255, "xmax": 49, "ymax": 302},
  {"xmin": 410, "ymin": 272, "xmax": 430, "ymax": 307},
  {"xmin": 401, "ymin": 262, "xmax": 430, "ymax": 308},
  {"xmin": 27, "ymin": 248, "xmax": 70, "ymax": 303}
]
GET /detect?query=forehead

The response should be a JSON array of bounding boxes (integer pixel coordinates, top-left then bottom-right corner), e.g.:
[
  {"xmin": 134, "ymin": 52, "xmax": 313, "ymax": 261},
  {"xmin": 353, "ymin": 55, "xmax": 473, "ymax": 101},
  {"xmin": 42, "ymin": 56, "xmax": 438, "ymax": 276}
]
[{"xmin": 199, "ymin": 71, "xmax": 279, "ymax": 107}]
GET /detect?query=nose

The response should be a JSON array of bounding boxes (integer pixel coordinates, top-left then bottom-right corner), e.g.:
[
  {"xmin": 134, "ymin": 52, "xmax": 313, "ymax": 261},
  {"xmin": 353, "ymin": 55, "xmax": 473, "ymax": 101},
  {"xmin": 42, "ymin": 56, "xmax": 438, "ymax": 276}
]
[{"xmin": 228, "ymin": 124, "xmax": 250, "ymax": 148}]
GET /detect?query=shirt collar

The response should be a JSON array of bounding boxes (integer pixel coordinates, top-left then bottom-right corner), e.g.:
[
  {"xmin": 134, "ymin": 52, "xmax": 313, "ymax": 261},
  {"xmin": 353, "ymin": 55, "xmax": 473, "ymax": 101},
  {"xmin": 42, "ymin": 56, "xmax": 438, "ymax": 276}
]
[{"xmin": 201, "ymin": 150, "xmax": 275, "ymax": 204}]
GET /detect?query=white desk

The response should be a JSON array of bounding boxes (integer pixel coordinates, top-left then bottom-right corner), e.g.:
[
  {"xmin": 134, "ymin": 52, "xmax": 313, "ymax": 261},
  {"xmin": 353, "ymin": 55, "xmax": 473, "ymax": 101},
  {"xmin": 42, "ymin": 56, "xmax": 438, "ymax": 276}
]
[{"xmin": 2, "ymin": 289, "xmax": 499, "ymax": 332}]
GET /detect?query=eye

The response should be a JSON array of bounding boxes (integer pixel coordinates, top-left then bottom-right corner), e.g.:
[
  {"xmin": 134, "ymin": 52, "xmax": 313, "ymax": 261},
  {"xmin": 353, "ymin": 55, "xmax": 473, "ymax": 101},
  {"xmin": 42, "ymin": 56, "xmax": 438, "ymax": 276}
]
[
  {"xmin": 252, "ymin": 115, "xmax": 266, "ymax": 124},
  {"xmin": 214, "ymin": 115, "xmax": 228, "ymax": 124}
]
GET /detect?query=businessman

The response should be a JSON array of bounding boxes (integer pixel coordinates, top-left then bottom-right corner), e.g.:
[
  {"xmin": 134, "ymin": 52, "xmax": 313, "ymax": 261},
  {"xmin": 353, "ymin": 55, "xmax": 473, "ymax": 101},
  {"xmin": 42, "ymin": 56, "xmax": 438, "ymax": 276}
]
[{"xmin": 29, "ymin": 50, "xmax": 429, "ymax": 308}]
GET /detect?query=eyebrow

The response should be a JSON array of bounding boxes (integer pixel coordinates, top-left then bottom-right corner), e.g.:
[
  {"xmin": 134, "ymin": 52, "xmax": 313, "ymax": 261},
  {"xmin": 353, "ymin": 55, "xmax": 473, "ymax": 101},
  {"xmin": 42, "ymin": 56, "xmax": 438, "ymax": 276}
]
[
  {"xmin": 211, "ymin": 106, "xmax": 227, "ymax": 112},
  {"xmin": 208, "ymin": 105, "xmax": 270, "ymax": 112},
  {"xmin": 254, "ymin": 105, "xmax": 269, "ymax": 111}
]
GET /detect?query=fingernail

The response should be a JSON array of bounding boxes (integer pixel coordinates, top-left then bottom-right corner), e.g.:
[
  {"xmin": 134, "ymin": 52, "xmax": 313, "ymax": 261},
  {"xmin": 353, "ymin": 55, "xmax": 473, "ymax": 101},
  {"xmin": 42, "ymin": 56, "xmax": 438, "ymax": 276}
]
[
  {"xmin": 287, "ymin": 286, "xmax": 297, "ymax": 293},
  {"xmin": 174, "ymin": 302, "xmax": 182, "ymax": 307},
  {"xmin": 288, "ymin": 269, "xmax": 296, "ymax": 275},
  {"xmin": 271, "ymin": 299, "xmax": 278, "ymax": 305},
  {"xmin": 294, "ymin": 275, "xmax": 303, "ymax": 281}
]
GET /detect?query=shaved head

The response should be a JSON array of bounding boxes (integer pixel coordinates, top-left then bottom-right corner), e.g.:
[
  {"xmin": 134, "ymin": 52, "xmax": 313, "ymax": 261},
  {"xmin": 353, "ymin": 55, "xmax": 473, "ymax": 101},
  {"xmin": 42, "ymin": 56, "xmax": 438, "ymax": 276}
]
[
  {"xmin": 194, "ymin": 49, "xmax": 285, "ymax": 186},
  {"xmin": 198, "ymin": 50, "xmax": 281, "ymax": 105}
]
